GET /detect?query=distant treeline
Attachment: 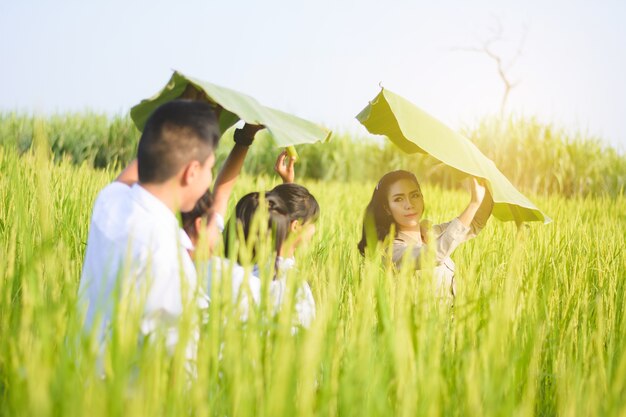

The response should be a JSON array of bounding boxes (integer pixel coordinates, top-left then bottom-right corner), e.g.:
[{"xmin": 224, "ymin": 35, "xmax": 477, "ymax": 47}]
[{"xmin": 1, "ymin": 112, "xmax": 624, "ymax": 197}]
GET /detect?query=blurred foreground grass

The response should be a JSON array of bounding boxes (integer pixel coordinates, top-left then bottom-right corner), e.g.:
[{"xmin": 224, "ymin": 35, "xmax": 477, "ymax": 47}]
[{"xmin": 1, "ymin": 141, "xmax": 625, "ymax": 416}]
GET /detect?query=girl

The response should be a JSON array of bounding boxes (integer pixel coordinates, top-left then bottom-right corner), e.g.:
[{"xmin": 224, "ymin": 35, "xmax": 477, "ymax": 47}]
[
  {"xmin": 185, "ymin": 151, "xmax": 318, "ymax": 327},
  {"xmin": 358, "ymin": 170, "xmax": 493, "ymax": 296},
  {"xmin": 227, "ymin": 187, "xmax": 317, "ymax": 327}
]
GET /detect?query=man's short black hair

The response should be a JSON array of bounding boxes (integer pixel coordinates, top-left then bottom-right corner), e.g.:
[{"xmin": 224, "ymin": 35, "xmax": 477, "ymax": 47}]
[{"xmin": 137, "ymin": 99, "xmax": 221, "ymax": 183}]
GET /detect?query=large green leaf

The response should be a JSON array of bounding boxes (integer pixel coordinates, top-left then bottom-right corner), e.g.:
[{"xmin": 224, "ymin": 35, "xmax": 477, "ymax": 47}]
[
  {"xmin": 356, "ymin": 88, "xmax": 550, "ymax": 224},
  {"xmin": 130, "ymin": 71, "xmax": 331, "ymax": 151}
]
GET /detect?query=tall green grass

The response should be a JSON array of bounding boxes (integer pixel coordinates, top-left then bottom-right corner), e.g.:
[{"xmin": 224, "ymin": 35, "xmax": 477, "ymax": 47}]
[
  {"xmin": 1, "ymin": 112, "xmax": 624, "ymax": 197},
  {"xmin": 463, "ymin": 117, "xmax": 626, "ymax": 197},
  {"xmin": 1, "ymin": 141, "xmax": 625, "ymax": 416}
]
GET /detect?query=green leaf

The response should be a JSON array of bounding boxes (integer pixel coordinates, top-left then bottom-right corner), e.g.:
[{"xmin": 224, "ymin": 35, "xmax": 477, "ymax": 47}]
[
  {"xmin": 130, "ymin": 71, "xmax": 331, "ymax": 148},
  {"xmin": 285, "ymin": 146, "xmax": 298, "ymax": 161},
  {"xmin": 356, "ymin": 88, "xmax": 551, "ymax": 223}
]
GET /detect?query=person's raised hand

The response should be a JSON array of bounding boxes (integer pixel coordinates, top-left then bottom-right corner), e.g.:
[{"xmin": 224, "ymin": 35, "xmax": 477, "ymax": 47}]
[
  {"xmin": 234, "ymin": 123, "xmax": 264, "ymax": 147},
  {"xmin": 469, "ymin": 177, "xmax": 487, "ymax": 205},
  {"xmin": 274, "ymin": 150, "xmax": 296, "ymax": 183}
]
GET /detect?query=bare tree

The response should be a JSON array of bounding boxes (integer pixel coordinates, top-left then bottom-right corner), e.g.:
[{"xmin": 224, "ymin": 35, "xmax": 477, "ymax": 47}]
[{"xmin": 453, "ymin": 19, "xmax": 528, "ymax": 118}]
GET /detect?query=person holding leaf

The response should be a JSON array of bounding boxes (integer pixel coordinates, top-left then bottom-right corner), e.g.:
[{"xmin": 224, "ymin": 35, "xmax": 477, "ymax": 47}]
[
  {"xmin": 180, "ymin": 122, "xmax": 263, "ymax": 251},
  {"xmin": 357, "ymin": 171, "xmax": 493, "ymax": 297},
  {"xmin": 183, "ymin": 150, "xmax": 318, "ymax": 327},
  {"xmin": 78, "ymin": 100, "xmax": 223, "ymax": 369}
]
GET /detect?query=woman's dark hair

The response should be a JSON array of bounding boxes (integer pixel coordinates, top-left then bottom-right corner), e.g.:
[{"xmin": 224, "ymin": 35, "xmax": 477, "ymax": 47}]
[
  {"xmin": 357, "ymin": 170, "xmax": 421, "ymax": 256},
  {"xmin": 224, "ymin": 192, "xmax": 291, "ymax": 262},
  {"xmin": 269, "ymin": 183, "xmax": 320, "ymax": 224},
  {"xmin": 181, "ymin": 189, "xmax": 214, "ymax": 239}
]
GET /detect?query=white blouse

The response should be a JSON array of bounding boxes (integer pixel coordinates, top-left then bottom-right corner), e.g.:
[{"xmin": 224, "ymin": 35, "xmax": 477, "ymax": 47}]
[
  {"xmin": 202, "ymin": 256, "xmax": 315, "ymax": 328},
  {"xmin": 392, "ymin": 195, "xmax": 494, "ymax": 297}
]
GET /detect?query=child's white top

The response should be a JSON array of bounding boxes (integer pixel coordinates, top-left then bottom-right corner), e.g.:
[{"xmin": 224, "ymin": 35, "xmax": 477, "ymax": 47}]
[
  {"xmin": 78, "ymin": 182, "xmax": 208, "ymax": 356},
  {"xmin": 255, "ymin": 257, "xmax": 316, "ymax": 328},
  {"xmin": 203, "ymin": 256, "xmax": 315, "ymax": 328}
]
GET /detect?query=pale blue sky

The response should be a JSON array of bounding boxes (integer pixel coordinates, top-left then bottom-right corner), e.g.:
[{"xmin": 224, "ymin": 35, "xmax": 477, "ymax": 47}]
[{"xmin": 1, "ymin": 0, "xmax": 625, "ymax": 149}]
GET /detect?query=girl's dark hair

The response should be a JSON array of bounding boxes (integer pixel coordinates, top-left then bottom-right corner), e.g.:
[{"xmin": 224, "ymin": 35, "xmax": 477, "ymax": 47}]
[
  {"xmin": 357, "ymin": 170, "xmax": 421, "ymax": 256},
  {"xmin": 181, "ymin": 189, "xmax": 214, "ymax": 239},
  {"xmin": 269, "ymin": 183, "xmax": 320, "ymax": 224},
  {"xmin": 224, "ymin": 192, "xmax": 291, "ymax": 262}
]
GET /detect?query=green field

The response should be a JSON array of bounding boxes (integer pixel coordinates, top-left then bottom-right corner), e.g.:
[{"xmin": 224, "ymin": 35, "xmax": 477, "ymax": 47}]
[
  {"xmin": 2, "ymin": 113, "xmax": 624, "ymax": 197},
  {"xmin": 1, "ymin": 128, "xmax": 626, "ymax": 416}
]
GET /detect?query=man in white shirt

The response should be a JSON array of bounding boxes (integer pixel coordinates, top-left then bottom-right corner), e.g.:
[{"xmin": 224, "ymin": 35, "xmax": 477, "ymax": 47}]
[{"xmin": 78, "ymin": 100, "xmax": 221, "ymax": 362}]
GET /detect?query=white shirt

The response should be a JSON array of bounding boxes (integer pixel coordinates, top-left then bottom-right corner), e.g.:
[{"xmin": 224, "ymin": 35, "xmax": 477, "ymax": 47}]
[
  {"xmin": 255, "ymin": 257, "xmax": 316, "ymax": 328},
  {"xmin": 202, "ymin": 256, "xmax": 315, "ymax": 328},
  {"xmin": 78, "ymin": 182, "xmax": 208, "ymax": 355}
]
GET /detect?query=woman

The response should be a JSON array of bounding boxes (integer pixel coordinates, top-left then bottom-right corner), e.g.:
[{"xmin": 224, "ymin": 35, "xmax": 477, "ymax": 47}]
[{"xmin": 358, "ymin": 170, "xmax": 493, "ymax": 296}]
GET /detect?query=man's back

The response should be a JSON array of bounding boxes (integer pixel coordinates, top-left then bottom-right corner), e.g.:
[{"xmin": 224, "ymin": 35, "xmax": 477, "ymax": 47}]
[{"xmin": 78, "ymin": 182, "xmax": 204, "ymax": 351}]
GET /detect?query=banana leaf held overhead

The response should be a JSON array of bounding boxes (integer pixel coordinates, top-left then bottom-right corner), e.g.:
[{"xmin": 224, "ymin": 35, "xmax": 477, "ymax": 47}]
[
  {"xmin": 131, "ymin": 71, "xmax": 332, "ymax": 158},
  {"xmin": 356, "ymin": 88, "xmax": 550, "ymax": 224}
]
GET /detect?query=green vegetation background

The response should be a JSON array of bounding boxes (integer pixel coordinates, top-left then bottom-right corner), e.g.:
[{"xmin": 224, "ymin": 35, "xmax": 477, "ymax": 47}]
[
  {"xmin": 1, "ymin": 112, "xmax": 624, "ymax": 197},
  {"xmin": 1, "ymin": 114, "xmax": 625, "ymax": 416}
]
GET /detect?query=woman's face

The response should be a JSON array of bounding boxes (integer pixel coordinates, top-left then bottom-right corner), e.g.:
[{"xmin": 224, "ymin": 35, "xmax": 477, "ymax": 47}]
[{"xmin": 386, "ymin": 178, "xmax": 424, "ymax": 231}]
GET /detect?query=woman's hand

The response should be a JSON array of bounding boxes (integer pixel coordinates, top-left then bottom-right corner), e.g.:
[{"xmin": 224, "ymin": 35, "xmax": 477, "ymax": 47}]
[
  {"xmin": 469, "ymin": 177, "xmax": 487, "ymax": 205},
  {"xmin": 274, "ymin": 150, "xmax": 296, "ymax": 183},
  {"xmin": 457, "ymin": 177, "xmax": 488, "ymax": 227}
]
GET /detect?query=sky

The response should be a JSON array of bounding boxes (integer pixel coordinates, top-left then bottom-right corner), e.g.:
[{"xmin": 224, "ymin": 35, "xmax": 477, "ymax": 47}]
[{"xmin": 1, "ymin": 0, "xmax": 625, "ymax": 150}]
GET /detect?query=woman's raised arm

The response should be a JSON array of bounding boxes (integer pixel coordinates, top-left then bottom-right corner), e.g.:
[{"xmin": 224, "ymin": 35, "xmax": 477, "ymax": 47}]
[{"xmin": 457, "ymin": 178, "xmax": 487, "ymax": 227}]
